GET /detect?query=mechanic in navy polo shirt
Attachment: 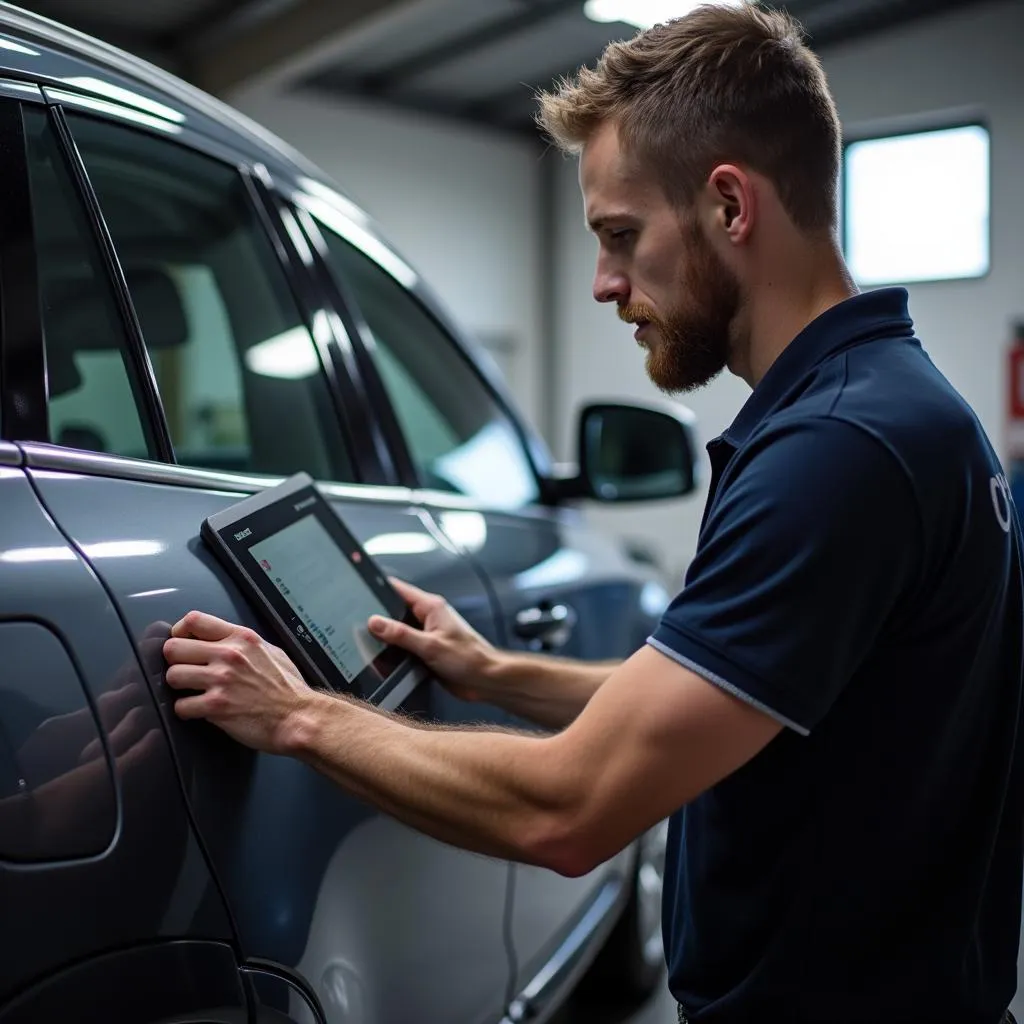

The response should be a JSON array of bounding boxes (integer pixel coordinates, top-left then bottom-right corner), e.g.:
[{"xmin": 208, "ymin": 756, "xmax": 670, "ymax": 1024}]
[{"xmin": 164, "ymin": 5, "xmax": 1024, "ymax": 1022}]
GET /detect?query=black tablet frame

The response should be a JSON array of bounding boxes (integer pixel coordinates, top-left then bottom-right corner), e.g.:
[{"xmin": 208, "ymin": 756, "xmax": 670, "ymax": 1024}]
[{"xmin": 201, "ymin": 472, "xmax": 424, "ymax": 709}]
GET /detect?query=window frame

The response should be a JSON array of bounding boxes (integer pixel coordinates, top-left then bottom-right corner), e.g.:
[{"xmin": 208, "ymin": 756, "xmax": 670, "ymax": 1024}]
[
  {"xmin": 0, "ymin": 82, "xmax": 47, "ymax": 442},
  {"xmin": 840, "ymin": 115, "xmax": 992, "ymax": 287},
  {"xmin": 291, "ymin": 193, "xmax": 558, "ymax": 509},
  {"xmin": 2, "ymin": 81, "xmax": 382, "ymax": 489},
  {"xmin": 44, "ymin": 101, "xmax": 174, "ymax": 463},
  {"xmin": 247, "ymin": 174, "xmax": 393, "ymax": 486}
]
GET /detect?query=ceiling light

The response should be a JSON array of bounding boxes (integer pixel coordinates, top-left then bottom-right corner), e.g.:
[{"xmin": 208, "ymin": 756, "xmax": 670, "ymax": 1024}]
[{"xmin": 584, "ymin": 0, "xmax": 743, "ymax": 30}]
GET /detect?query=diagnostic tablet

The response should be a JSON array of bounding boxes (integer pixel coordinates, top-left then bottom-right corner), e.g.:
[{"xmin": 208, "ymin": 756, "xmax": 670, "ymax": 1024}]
[{"xmin": 201, "ymin": 472, "xmax": 425, "ymax": 710}]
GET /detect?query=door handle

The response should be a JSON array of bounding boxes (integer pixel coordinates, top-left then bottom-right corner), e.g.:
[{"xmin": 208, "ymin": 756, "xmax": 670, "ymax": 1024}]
[{"xmin": 514, "ymin": 603, "xmax": 577, "ymax": 650}]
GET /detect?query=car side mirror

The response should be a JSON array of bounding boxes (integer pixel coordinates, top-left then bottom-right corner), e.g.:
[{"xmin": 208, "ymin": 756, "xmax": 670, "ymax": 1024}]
[{"xmin": 548, "ymin": 400, "xmax": 700, "ymax": 503}]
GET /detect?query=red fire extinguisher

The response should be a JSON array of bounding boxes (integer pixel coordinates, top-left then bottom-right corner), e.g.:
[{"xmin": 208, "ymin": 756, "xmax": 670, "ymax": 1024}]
[{"xmin": 1006, "ymin": 320, "xmax": 1024, "ymax": 508}]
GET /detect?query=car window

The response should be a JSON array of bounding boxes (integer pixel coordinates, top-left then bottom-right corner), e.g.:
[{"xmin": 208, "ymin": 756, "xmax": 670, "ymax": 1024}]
[
  {"xmin": 59, "ymin": 112, "xmax": 353, "ymax": 481},
  {"xmin": 317, "ymin": 227, "xmax": 539, "ymax": 510},
  {"xmin": 24, "ymin": 107, "xmax": 155, "ymax": 458}
]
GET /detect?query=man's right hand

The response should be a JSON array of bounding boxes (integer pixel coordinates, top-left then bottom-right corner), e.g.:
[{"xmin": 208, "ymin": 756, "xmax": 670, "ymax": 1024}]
[{"xmin": 368, "ymin": 578, "xmax": 501, "ymax": 703}]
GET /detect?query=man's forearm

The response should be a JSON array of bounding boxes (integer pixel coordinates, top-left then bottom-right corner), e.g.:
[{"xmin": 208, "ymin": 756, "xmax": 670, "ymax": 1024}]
[
  {"xmin": 285, "ymin": 691, "xmax": 584, "ymax": 870},
  {"xmin": 484, "ymin": 652, "xmax": 620, "ymax": 728}
]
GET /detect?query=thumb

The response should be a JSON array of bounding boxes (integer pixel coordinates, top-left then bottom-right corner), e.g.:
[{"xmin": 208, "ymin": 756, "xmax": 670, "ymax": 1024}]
[{"xmin": 368, "ymin": 615, "xmax": 428, "ymax": 656}]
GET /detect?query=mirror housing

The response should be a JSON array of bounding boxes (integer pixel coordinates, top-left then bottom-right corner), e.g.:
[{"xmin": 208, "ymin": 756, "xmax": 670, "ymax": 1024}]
[{"xmin": 548, "ymin": 400, "xmax": 700, "ymax": 504}]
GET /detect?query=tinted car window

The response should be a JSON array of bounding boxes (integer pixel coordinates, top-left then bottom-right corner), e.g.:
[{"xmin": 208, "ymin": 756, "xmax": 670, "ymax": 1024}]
[
  {"xmin": 318, "ymin": 227, "xmax": 539, "ymax": 509},
  {"xmin": 24, "ymin": 107, "xmax": 154, "ymax": 458},
  {"xmin": 64, "ymin": 113, "xmax": 353, "ymax": 481}
]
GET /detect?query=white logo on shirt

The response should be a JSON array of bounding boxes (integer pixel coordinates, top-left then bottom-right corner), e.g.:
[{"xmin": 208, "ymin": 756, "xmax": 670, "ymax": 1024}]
[{"xmin": 991, "ymin": 473, "xmax": 1013, "ymax": 533}]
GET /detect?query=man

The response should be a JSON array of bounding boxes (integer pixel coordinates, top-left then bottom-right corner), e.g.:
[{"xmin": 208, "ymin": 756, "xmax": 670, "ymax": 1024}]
[{"xmin": 163, "ymin": 4, "xmax": 1024, "ymax": 1021}]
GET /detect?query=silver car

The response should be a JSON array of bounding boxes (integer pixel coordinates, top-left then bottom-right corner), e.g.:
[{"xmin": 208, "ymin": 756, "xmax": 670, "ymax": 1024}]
[{"xmin": 0, "ymin": 5, "xmax": 699, "ymax": 1022}]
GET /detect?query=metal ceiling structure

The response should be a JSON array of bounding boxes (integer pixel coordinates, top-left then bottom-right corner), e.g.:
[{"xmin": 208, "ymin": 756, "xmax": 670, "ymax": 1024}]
[{"xmin": 13, "ymin": 0, "xmax": 998, "ymax": 135}]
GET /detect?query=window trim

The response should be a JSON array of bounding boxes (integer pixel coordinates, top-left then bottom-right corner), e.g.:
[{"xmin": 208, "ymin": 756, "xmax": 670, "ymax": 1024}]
[
  {"xmin": 294, "ymin": 193, "xmax": 558, "ymax": 508},
  {"xmin": 0, "ymin": 87, "xmax": 47, "ymax": 442},
  {"xmin": 244, "ymin": 170, "xmax": 382, "ymax": 486},
  {"xmin": 293, "ymin": 205, "xmax": 417, "ymax": 488},
  {"xmin": 840, "ymin": 114, "xmax": 992, "ymax": 287},
  {"xmin": 17, "ymin": 439, "xmax": 414, "ymax": 502},
  {"xmin": 47, "ymin": 103, "xmax": 175, "ymax": 462}
]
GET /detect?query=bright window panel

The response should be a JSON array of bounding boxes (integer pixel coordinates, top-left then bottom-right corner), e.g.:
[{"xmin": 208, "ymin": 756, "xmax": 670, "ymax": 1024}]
[{"xmin": 844, "ymin": 124, "xmax": 990, "ymax": 285}]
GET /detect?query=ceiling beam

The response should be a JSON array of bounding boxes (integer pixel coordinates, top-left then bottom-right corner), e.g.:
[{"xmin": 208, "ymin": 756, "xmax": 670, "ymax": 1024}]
[
  {"xmin": 180, "ymin": 0, "xmax": 417, "ymax": 97},
  {"xmin": 797, "ymin": 0, "xmax": 993, "ymax": 47},
  {"xmin": 353, "ymin": 0, "xmax": 582, "ymax": 96},
  {"xmin": 302, "ymin": 79, "xmax": 542, "ymax": 139}
]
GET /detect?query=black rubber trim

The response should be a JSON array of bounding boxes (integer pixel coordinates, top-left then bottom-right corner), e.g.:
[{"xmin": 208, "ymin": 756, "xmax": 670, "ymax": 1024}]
[
  {"xmin": 291, "ymin": 206, "xmax": 421, "ymax": 489},
  {"xmin": 46, "ymin": 104, "xmax": 175, "ymax": 464},
  {"xmin": 242, "ymin": 960, "xmax": 327, "ymax": 1024},
  {"xmin": 242, "ymin": 169, "xmax": 379, "ymax": 485},
  {"xmin": 0, "ymin": 100, "xmax": 46, "ymax": 442}
]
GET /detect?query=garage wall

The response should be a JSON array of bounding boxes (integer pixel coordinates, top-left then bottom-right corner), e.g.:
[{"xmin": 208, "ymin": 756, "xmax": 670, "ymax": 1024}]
[
  {"xmin": 550, "ymin": 0, "xmax": 1024, "ymax": 583},
  {"xmin": 229, "ymin": 86, "xmax": 545, "ymax": 430}
]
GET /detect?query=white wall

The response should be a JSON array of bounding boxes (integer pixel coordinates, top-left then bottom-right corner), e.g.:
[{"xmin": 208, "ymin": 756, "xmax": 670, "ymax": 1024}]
[
  {"xmin": 229, "ymin": 85, "xmax": 545, "ymax": 430},
  {"xmin": 552, "ymin": 0, "xmax": 1024, "ymax": 584}
]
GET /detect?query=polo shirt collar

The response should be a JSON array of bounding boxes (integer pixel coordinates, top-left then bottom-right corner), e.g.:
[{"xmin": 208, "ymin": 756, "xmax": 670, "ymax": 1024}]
[{"xmin": 720, "ymin": 287, "xmax": 914, "ymax": 448}]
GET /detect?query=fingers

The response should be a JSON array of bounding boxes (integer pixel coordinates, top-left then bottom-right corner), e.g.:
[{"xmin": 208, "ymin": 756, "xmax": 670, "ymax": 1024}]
[
  {"xmin": 170, "ymin": 610, "xmax": 240, "ymax": 642},
  {"xmin": 387, "ymin": 577, "xmax": 427, "ymax": 602},
  {"xmin": 173, "ymin": 693, "xmax": 221, "ymax": 721},
  {"xmin": 368, "ymin": 615, "xmax": 429, "ymax": 657},
  {"xmin": 387, "ymin": 578, "xmax": 442, "ymax": 618},
  {"xmin": 142, "ymin": 621, "xmax": 172, "ymax": 641},
  {"xmin": 163, "ymin": 637, "xmax": 219, "ymax": 667},
  {"xmin": 164, "ymin": 663, "xmax": 216, "ymax": 692}
]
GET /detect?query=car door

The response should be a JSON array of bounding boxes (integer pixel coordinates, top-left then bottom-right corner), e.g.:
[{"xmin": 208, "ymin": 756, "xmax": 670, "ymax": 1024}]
[
  {"xmin": 13, "ymin": 88, "xmax": 513, "ymax": 1024},
  {"xmin": 296, "ymin": 196, "xmax": 666, "ymax": 1004},
  {"xmin": 0, "ymin": 88, "xmax": 245, "ymax": 1023}
]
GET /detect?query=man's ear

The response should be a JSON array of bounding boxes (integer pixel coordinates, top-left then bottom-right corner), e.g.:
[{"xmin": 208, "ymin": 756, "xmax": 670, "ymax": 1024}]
[{"xmin": 707, "ymin": 164, "xmax": 755, "ymax": 245}]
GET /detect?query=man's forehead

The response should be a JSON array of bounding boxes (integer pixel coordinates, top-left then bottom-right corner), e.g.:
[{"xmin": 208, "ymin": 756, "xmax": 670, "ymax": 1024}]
[
  {"xmin": 579, "ymin": 121, "xmax": 628, "ymax": 190},
  {"xmin": 580, "ymin": 128, "xmax": 663, "ymax": 227}
]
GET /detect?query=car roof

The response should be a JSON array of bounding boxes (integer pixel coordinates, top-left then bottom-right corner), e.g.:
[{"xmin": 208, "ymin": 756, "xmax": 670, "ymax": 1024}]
[{"xmin": 0, "ymin": 1, "xmax": 331, "ymax": 191}]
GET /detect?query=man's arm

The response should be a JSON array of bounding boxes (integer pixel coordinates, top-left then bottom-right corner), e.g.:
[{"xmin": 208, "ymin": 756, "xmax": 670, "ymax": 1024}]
[
  {"xmin": 452, "ymin": 649, "xmax": 618, "ymax": 728},
  {"xmin": 367, "ymin": 579, "xmax": 620, "ymax": 729},
  {"xmin": 164, "ymin": 615, "xmax": 781, "ymax": 875}
]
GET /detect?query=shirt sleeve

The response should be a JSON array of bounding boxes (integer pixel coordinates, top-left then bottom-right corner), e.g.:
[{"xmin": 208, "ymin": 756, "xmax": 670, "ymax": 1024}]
[{"xmin": 649, "ymin": 416, "xmax": 922, "ymax": 735}]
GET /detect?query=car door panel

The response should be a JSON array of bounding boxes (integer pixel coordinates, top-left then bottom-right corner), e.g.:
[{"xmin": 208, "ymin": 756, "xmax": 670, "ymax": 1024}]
[
  {"xmin": 0, "ymin": 454, "xmax": 235, "ymax": 1011},
  {"xmin": 27, "ymin": 460, "xmax": 513, "ymax": 1024},
  {"xmin": 0, "ymin": 942, "xmax": 250, "ymax": 1024},
  {"xmin": 427, "ymin": 498, "xmax": 659, "ymax": 995}
]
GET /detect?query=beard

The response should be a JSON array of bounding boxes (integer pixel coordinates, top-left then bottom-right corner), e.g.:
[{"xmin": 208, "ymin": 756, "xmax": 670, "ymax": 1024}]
[{"xmin": 618, "ymin": 219, "xmax": 741, "ymax": 394}]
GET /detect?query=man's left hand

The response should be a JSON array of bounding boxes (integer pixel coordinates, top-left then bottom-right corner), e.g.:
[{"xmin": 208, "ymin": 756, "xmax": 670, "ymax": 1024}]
[{"xmin": 163, "ymin": 612, "xmax": 312, "ymax": 755}]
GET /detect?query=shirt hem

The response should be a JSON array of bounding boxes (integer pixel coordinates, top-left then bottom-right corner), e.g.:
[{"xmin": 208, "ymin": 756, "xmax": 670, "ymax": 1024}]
[{"xmin": 647, "ymin": 637, "xmax": 811, "ymax": 737}]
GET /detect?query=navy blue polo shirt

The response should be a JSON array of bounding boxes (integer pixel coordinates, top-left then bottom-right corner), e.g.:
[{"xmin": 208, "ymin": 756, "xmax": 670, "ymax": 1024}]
[{"xmin": 651, "ymin": 288, "xmax": 1024, "ymax": 1023}]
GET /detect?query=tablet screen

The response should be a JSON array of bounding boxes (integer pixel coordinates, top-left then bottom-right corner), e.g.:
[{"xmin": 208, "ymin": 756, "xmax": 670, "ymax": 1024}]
[
  {"xmin": 249, "ymin": 514, "xmax": 386, "ymax": 684},
  {"xmin": 202, "ymin": 473, "xmax": 421, "ymax": 704}
]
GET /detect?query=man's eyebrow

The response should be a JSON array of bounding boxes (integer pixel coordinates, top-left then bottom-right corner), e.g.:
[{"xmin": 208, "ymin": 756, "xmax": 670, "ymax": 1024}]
[{"xmin": 587, "ymin": 213, "xmax": 634, "ymax": 234}]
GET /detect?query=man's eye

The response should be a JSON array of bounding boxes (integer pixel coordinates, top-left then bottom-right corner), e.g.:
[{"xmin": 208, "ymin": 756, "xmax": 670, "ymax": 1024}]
[{"xmin": 610, "ymin": 229, "xmax": 634, "ymax": 242}]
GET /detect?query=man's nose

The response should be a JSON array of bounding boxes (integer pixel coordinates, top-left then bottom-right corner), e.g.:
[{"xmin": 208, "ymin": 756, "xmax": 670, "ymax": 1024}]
[{"xmin": 593, "ymin": 264, "xmax": 629, "ymax": 305}]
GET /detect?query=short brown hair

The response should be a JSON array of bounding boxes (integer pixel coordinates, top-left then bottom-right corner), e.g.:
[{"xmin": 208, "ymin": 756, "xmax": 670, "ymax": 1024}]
[{"xmin": 537, "ymin": 3, "xmax": 841, "ymax": 232}]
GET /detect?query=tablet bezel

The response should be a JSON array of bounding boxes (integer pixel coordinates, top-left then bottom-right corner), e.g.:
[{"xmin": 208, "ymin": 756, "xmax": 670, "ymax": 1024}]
[{"xmin": 201, "ymin": 472, "xmax": 424, "ymax": 709}]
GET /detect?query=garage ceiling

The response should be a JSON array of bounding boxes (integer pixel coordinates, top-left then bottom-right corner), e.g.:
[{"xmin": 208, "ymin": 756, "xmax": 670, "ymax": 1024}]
[{"xmin": 13, "ymin": 0, "xmax": 996, "ymax": 135}]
